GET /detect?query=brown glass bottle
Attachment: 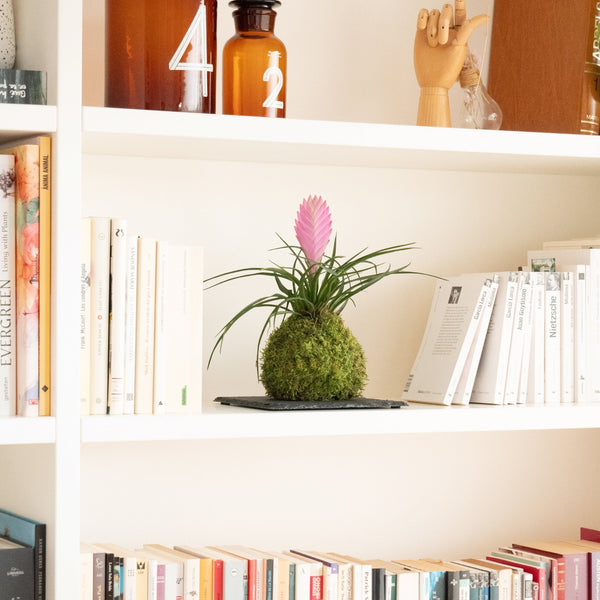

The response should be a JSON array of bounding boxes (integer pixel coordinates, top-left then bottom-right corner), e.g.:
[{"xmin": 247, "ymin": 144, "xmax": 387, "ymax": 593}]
[
  {"xmin": 222, "ymin": 0, "xmax": 286, "ymax": 117},
  {"xmin": 105, "ymin": 0, "xmax": 217, "ymax": 113}
]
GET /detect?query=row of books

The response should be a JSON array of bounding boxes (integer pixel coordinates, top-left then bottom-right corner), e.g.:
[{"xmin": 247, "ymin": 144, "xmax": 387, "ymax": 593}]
[
  {"xmin": 80, "ymin": 531, "xmax": 600, "ymax": 600},
  {"xmin": 81, "ymin": 217, "xmax": 203, "ymax": 416},
  {"xmin": 0, "ymin": 507, "xmax": 46, "ymax": 600},
  {"xmin": 0, "ymin": 136, "xmax": 51, "ymax": 417},
  {"xmin": 403, "ymin": 238, "xmax": 600, "ymax": 406}
]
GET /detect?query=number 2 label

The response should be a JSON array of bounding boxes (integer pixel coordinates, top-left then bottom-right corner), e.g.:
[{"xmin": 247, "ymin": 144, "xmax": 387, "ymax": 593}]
[{"xmin": 262, "ymin": 66, "xmax": 284, "ymax": 110}]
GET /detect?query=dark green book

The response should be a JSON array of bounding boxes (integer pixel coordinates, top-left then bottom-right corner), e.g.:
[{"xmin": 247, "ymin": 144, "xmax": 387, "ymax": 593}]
[{"xmin": 0, "ymin": 69, "xmax": 47, "ymax": 104}]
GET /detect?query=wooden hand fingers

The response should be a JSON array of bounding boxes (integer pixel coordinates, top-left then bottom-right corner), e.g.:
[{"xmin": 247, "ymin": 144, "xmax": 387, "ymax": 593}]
[{"xmin": 417, "ymin": 4, "xmax": 456, "ymax": 47}]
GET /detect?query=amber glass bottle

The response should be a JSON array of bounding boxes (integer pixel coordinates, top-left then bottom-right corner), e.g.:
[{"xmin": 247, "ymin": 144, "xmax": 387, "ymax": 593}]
[
  {"xmin": 105, "ymin": 0, "xmax": 217, "ymax": 113},
  {"xmin": 222, "ymin": 0, "xmax": 286, "ymax": 117}
]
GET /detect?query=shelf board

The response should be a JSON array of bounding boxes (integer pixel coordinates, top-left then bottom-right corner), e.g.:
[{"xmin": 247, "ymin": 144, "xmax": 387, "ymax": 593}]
[
  {"xmin": 0, "ymin": 104, "xmax": 57, "ymax": 141},
  {"xmin": 0, "ymin": 416, "xmax": 56, "ymax": 445},
  {"xmin": 82, "ymin": 106, "xmax": 600, "ymax": 175},
  {"xmin": 80, "ymin": 402, "xmax": 600, "ymax": 442}
]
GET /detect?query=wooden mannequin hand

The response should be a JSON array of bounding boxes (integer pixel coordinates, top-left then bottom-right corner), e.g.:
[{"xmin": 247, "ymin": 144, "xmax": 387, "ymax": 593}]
[{"xmin": 414, "ymin": 0, "xmax": 489, "ymax": 126}]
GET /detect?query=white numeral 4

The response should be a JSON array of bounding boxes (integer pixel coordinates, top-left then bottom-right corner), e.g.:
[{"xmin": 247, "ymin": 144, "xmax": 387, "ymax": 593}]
[{"xmin": 169, "ymin": 1, "xmax": 213, "ymax": 96}]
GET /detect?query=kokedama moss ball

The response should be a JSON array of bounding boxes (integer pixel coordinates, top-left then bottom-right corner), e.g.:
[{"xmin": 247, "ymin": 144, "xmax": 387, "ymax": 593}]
[{"xmin": 260, "ymin": 312, "xmax": 367, "ymax": 401}]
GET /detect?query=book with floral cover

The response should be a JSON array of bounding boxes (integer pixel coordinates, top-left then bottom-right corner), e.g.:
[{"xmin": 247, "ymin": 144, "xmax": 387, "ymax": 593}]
[{"xmin": 0, "ymin": 142, "xmax": 40, "ymax": 416}]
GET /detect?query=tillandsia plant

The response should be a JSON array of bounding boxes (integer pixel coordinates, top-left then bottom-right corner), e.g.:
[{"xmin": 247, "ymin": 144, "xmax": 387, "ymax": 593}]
[{"xmin": 206, "ymin": 195, "xmax": 427, "ymax": 402}]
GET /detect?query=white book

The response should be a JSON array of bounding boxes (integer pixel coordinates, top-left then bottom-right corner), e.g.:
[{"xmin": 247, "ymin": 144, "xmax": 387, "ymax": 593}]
[
  {"xmin": 328, "ymin": 553, "xmax": 372, "ymax": 600},
  {"xmin": 453, "ymin": 275, "xmax": 499, "ymax": 405},
  {"xmin": 146, "ymin": 557, "xmax": 158, "ymax": 600},
  {"xmin": 396, "ymin": 569, "xmax": 420, "ymax": 600},
  {"xmin": 0, "ymin": 154, "xmax": 15, "ymax": 416},
  {"xmin": 153, "ymin": 240, "xmax": 168, "ymax": 414},
  {"xmin": 134, "ymin": 237, "xmax": 156, "ymax": 415},
  {"xmin": 80, "ymin": 217, "xmax": 92, "ymax": 416},
  {"xmin": 470, "ymin": 272, "xmax": 519, "ymax": 405},
  {"xmin": 107, "ymin": 217, "xmax": 128, "ymax": 415},
  {"xmin": 526, "ymin": 272, "xmax": 546, "ymax": 404},
  {"xmin": 79, "ymin": 545, "xmax": 94, "ymax": 600},
  {"xmin": 517, "ymin": 272, "xmax": 534, "ymax": 404},
  {"xmin": 504, "ymin": 272, "xmax": 532, "ymax": 405},
  {"xmin": 144, "ymin": 544, "xmax": 200, "ymax": 600},
  {"xmin": 544, "ymin": 271, "xmax": 561, "ymax": 404},
  {"xmin": 123, "ymin": 235, "xmax": 138, "ymax": 415},
  {"xmin": 569, "ymin": 264, "xmax": 589, "ymax": 402},
  {"xmin": 528, "ymin": 247, "xmax": 600, "ymax": 402},
  {"xmin": 89, "ymin": 216, "xmax": 111, "ymax": 415},
  {"xmin": 166, "ymin": 245, "xmax": 203, "ymax": 414},
  {"xmin": 403, "ymin": 274, "xmax": 491, "ymax": 405},
  {"xmin": 560, "ymin": 271, "xmax": 574, "ymax": 403}
]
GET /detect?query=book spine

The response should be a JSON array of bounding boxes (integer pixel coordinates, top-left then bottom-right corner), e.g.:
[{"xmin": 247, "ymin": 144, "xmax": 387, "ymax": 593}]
[
  {"xmin": 123, "ymin": 235, "xmax": 137, "ymax": 415},
  {"xmin": 517, "ymin": 273, "xmax": 534, "ymax": 404},
  {"xmin": 213, "ymin": 559, "xmax": 223, "ymax": 600},
  {"xmin": 15, "ymin": 145, "xmax": 40, "ymax": 416},
  {"xmin": 153, "ymin": 240, "xmax": 168, "ymax": 414},
  {"xmin": 184, "ymin": 558, "xmax": 201, "ymax": 600},
  {"xmin": 134, "ymin": 237, "xmax": 156, "ymax": 414},
  {"xmin": 574, "ymin": 266, "xmax": 588, "ymax": 402},
  {"xmin": 496, "ymin": 273, "xmax": 519, "ymax": 404},
  {"xmin": 104, "ymin": 552, "xmax": 115, "ymax": 600},
  {"xmin": 560, "ymin": 272, "xmax": 574, "ymax": 403},
  {"xmin": 527, "ymin": 273, "xmax": 546, "ymax": 404},
  {"xmin": 506, "ymin": 273, "xmax": 531, "ymax": 404},
  {"xmin": 123, "ymin": 556, "xmax": 137, "ymax": 600},
  {"xmin": 462, "ymin": 277, "xmax": 499, "ymax": 405},
  {"xmin": 157, "ymin": 563, "xmax": 166, "ymax": 600},
  {"xmin": 0, "ymin": 154, "xmax": 15, "ymax": 416},
  {"xmin": 310, "ymin": 574, "xmax": 323, "ymax": 600},
  {"xmin": 544, "ymin": 272, "xmax": 561, "ymax": 404},
  {"xmin": 38, "ymin": 136, "xmax": 51, "ymax": 416},
  {"xmin": 80, "ymin": 217, "xmax": 92, "ymax": 416},
  {"xmin": 90, "ymin": 217, "xmax": 111, "ymax": 415},
  {"xmin": 147, "ymin": 558, "xmax": 158, "ymax": 600},
  {"xmin": 198, "ymin": 557, "xmax": 213, "ymax": 600},
  {"xmin": 94, "ymin": 552, "xmax": 106, "ymax": 600},
  {"xmin": 579, "ymin": 1, "xmax": 600, "ymax": 134},
  {"xmin": 108, "ymin": 218, "xmax": 128, "ymax": 415}
]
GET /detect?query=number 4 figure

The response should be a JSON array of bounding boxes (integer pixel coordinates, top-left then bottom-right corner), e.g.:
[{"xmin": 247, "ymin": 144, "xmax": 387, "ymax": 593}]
[{"xmin": 169, "ymin": 0, "xmax": 213, "ymax": 97}]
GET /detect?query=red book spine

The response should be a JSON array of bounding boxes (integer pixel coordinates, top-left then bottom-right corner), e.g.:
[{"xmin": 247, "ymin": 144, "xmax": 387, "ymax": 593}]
[
  {"xmin": 213, "ymin": 559, "xmax": 223, "ymax": 600},
  {"xmin": 310, "ymin": 575, "xmax": 323, "ymax": 600}
]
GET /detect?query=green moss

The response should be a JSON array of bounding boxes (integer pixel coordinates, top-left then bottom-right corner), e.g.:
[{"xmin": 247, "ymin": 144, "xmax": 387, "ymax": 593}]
[{"xmin": 260, "ymin": 312, "xmax": 367, "ymax": 401}]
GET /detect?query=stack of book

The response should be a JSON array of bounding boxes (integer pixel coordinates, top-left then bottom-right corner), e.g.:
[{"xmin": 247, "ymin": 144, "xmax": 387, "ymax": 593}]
[
  {"xmin": 0, "ymin": 136, "xmax": 51, "ymax": 417},
  {"xmin": 81, "ymin": 216, "xmax": 203, "ymax": 416},
  {"xmin": 403, "ymin": 238, "xmax": 600, "ymax": 406},
  {"xmin": 0, "ymin": 508, "xmax": 46, "ymax": 600},
  {"xmin": 79, "ymin": 528, "xmax": 600, "ymax": 600}
]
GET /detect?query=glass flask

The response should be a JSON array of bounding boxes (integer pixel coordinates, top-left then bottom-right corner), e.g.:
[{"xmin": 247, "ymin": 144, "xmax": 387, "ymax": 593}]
[
  {"xmin": 459, "ymin": 49, "xmax": 503, "ymax": 130},
  {"xmin": 222, "ymin": 0, "xmax": 286, "ymax": 117},
  {"xmin": 105, "ymin": 0, "xmax": 217, "ymax": 113}
]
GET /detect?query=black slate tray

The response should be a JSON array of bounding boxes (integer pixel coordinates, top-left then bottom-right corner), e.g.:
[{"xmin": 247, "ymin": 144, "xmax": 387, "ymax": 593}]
[{"xmin": 214, "ymin": 396, "xmax": 408, "ymax": 411}]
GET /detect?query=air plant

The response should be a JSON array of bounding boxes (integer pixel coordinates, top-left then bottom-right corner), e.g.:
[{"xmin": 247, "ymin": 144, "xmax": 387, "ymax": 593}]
[{"xmin": 206, "ymin": 195, "xmax": 428, "ymax": 401}]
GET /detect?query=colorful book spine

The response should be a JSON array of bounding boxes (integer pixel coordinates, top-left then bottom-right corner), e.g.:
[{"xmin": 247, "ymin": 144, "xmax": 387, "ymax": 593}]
[
  {"xmin": 38, "ymin": 136, "xmax": 51, "ymax": 416},
  {"xmin": 0, "ymin": 154, "xmax": 15, "ymax": 416},
  {"xmin": 14, "ymin": 144, "xmax": 40, "ymax": 416}
]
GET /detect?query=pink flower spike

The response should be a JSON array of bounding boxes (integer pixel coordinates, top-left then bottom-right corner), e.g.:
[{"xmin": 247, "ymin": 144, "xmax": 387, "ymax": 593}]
[{"xmin": 294, "ymin": 195, "xmax": 332, "ymax": 268}]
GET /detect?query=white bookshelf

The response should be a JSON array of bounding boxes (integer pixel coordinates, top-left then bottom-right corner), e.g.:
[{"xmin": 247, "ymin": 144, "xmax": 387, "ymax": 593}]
[{"xmin": 1, "ymin": 0, "xmax": 600, "ymax": 599}]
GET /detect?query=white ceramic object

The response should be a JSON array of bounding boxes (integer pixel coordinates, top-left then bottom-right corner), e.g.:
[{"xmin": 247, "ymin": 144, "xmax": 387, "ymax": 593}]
[{"xmin": 0, "ymin": 0, "xmax": 15, "ymax": 69}]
